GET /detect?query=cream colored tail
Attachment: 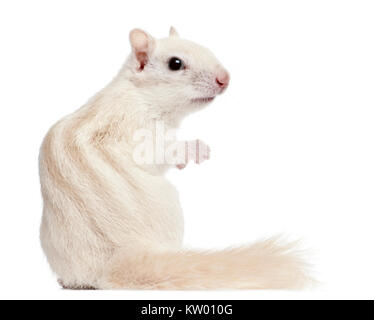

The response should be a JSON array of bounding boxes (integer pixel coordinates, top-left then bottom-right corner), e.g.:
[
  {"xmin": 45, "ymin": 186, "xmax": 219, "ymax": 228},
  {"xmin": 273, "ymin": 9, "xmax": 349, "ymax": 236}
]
[{"xmin": 99, "ymin": 238, "xmax": 311, "ymax": 290}]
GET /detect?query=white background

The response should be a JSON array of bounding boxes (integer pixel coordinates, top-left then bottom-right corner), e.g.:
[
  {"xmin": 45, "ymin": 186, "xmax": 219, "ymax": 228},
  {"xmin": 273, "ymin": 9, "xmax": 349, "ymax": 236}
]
[{"xmin": 0, "ymin": 0, "xmax": 373, "ymax": 300}]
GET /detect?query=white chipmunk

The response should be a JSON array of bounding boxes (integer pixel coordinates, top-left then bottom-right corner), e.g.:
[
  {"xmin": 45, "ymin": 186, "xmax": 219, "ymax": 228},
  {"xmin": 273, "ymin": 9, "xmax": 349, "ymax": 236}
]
[{"xmin": 39, "ymin": 27, "xmax": 310, "ymax": 290}]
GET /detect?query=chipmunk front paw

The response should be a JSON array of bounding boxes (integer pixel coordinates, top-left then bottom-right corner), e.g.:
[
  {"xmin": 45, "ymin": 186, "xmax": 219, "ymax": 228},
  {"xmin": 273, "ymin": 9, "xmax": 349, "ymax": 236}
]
[{"xmin": 176, "ymin": 139, "xmax": 210, "ymax": 169}]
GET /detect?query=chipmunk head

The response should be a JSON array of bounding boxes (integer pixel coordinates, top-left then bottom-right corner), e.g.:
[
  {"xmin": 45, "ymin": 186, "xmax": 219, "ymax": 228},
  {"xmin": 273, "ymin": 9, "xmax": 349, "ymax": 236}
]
[{"xmin": 124, "ymin": 27, "xmax": 230, "ymax": 122}]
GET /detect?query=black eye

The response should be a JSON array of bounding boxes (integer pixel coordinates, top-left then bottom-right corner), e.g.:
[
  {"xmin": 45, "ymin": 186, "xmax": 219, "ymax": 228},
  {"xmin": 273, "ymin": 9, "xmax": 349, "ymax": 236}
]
[{"xmin": 168, "ymin": 57, "xmax": 184, "ymax": 71}]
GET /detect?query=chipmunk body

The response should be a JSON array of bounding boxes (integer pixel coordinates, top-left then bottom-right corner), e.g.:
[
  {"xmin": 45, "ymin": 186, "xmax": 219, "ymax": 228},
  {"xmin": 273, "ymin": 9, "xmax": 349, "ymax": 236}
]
[{"xmin": 39, "ymin": 27, "xmax": 309, "ymax": 289}]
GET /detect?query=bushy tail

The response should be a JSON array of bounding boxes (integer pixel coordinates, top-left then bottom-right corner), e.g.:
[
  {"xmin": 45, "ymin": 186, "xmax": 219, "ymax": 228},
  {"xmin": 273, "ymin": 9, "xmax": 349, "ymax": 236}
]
[{"xmin": 99, "ymin": 238, "xmax": 312, "ymax": 290}]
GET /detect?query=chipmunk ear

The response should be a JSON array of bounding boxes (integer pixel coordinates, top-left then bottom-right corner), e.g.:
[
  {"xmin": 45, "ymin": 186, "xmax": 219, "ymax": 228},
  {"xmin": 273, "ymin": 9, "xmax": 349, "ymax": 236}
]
[
  {"xmin": 169, "ymin": 26, "xmax": 179, "ymax": 38},
  {"xmin": 129, "ymin": 29, "xmax": 155, "ymax": 71}
]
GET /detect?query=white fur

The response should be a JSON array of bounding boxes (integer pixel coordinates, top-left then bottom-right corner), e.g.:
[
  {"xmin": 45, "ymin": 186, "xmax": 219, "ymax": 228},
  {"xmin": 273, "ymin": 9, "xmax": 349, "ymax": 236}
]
[{"xmin": 39, "ymin": 28, "xmax": 311, "ymax": 289}]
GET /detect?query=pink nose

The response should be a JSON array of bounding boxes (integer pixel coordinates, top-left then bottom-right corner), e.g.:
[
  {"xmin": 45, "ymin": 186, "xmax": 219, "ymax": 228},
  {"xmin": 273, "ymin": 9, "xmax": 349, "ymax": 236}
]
[{"xmin": 216, "ymin": 71, "xmax": 230, "ymax": 88}]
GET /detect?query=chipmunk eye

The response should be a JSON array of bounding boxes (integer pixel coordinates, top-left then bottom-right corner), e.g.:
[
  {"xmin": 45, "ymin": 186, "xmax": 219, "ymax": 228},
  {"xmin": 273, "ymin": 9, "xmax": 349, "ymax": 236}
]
[{"xmin": 168, "ymin": 57, "xmax": 184, "ymax": 71}]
